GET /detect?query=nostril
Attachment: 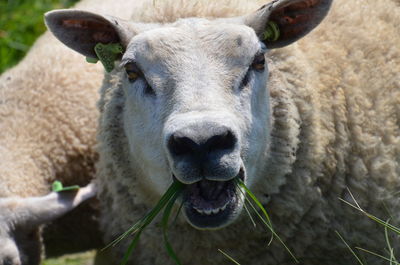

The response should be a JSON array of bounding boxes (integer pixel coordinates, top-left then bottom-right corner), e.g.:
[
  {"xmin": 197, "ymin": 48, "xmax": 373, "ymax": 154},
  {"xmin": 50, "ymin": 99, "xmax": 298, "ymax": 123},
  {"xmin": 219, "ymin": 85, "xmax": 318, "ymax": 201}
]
[
  {"xmin": 206, "ymin": 130, "xmax": 236, "ymax": 152},
  {"xmin": 167, "ymin": 126, "xmax": 237, "ymax": 159},
  {"xmin": 168, "ymin": 135, "xmax": 198, "ymax": 156}
]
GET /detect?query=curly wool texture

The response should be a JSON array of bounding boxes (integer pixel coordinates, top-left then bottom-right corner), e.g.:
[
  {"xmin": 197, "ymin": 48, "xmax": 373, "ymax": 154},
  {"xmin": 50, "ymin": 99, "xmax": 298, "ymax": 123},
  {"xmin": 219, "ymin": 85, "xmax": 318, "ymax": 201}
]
[
  {"xmin": 0, "ymin": 0, "xmax": 149, "ymax": 200},
  {"xmin": 95, "ymin": 0, "xmax": 400, "ymax": 264},
  {"xmin": 0, "ymin": 0, "xmax": 148, "ymax": 261}
]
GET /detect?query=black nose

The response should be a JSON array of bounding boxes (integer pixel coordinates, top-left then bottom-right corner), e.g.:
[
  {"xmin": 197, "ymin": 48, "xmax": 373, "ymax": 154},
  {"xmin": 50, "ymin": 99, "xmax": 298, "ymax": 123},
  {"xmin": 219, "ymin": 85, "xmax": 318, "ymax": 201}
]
[{"xmin": 168, "ymin": 124, "xmax": 237, "ymax": 159}]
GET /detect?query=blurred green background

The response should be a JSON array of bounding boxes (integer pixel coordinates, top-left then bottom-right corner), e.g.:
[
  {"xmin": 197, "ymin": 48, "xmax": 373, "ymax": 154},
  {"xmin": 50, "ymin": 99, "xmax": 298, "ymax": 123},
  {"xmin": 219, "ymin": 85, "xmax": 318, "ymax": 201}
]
[
  {"xmin": 43, "ymin": 251, "xmax": 95, "ymax": 265},
  {"xmin": 0, "ymin": 0, "xmax": 79, "ymax": 73},
  {"xmin": 1, "ymin": 1, "xmax": 96, "ymax": 263}
]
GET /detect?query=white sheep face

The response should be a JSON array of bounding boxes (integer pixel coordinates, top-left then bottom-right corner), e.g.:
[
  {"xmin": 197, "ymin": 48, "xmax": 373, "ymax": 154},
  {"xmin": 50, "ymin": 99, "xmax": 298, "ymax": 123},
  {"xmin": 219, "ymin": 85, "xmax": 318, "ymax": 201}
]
[
  {"xmin": 121, "ymin": 20, "xmax": 271, "ymax": 228},
  {"xmin": 45, "ymin": 0, "xmax": 332, "ymax": 229}
]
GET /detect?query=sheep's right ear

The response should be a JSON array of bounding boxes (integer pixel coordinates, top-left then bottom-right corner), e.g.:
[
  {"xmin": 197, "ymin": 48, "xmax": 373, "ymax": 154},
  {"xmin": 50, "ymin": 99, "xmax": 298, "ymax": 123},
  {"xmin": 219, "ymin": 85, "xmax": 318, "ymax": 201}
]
[
  {"xmin": 45, "ymin": 9, "xmax": 134, "ymax": 59},
  {"xmin": 244, "ymin": 0, "xmax": 333, "ymax": 48}
]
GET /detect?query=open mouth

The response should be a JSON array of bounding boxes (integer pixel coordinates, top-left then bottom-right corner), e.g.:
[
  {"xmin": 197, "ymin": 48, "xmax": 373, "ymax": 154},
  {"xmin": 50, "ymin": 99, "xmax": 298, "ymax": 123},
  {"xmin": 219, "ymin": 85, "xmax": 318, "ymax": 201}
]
[{"xmin": 180, "ymin": 168, "xmax": 245, "ymax": 229}]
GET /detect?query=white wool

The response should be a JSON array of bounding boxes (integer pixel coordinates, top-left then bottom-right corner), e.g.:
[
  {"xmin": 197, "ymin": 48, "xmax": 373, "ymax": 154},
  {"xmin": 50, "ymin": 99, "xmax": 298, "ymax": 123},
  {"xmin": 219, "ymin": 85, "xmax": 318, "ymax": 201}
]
[{"xmin": 0, "ymin": 0, "xmax": 148, "ymax": 263}]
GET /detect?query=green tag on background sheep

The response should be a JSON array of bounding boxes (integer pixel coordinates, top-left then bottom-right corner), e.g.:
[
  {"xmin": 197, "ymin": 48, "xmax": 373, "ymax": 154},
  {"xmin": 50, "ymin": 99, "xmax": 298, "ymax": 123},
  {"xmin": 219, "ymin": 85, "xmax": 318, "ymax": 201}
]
[
  {"xmin": 262, "ymin": 21, "xmax": 280, "ymax": 42},
  {"xmin": 52, "ymin": 180, "xmax": 80, "ymax": 192},
  {"xmin": 86, "ymin": 57, "xmax": 99, "ymax": 64},
  {"xmin": 86, "ymin": 43, "xmax": 123, "ymax": 73}
]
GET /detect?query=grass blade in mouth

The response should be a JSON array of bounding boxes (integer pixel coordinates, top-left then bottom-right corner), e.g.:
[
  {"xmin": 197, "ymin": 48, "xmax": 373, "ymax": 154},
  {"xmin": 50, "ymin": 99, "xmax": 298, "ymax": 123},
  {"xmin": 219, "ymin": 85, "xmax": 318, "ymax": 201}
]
[
  {"xmin": 235, "ymin": 178, "xmax": 272, "ymax": 225},
  {"xmin": 243, "ymin": 201, "xmax": 257, "ymax": 228},
  {"xmin": 111, "ymin": 177, "xmax": 299, "ymax": 265},
  {"xmin": 102, "ymin": 181, "xmax": 184, "ymax": 264},
  {"xmin": 235, "ymin": 178, "xmax": 299, "ymax": 264},
  {"xmin": 120, "ymin": 230, "xmax": 143, "ymax": 265},
  {"xmin": 162, "ymin": 189, "xmax": 183, "ymax": 265},
  {"xmin": 172, "ymin": 200, "xmax": 184, "ymax": 225}
]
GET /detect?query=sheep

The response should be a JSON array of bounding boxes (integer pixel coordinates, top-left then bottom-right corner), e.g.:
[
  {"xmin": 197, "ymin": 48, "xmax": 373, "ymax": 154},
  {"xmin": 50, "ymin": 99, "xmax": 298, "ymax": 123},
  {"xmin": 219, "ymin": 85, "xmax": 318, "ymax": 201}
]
[
  {"xmin": 0, "ymin": 0, "xmax": 149, "ymax": 264},
  {"xmin": 45, "ymin": 0, "xmax": 400, "ymax": 263},
  {"xmin": 5, "ymin": 0, "xmax": 400, "ymax": 264},
  {"xmin": 0, "ymin": 184, "xmax": 96, "ymax": 265}
]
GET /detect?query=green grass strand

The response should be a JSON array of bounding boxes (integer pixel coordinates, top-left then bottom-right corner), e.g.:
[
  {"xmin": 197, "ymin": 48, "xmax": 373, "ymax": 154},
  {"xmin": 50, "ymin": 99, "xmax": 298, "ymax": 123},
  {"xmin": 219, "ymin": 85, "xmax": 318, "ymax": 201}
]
[
  {"xmin": 356, "ymin": 247, "xmax": 400, "ymax": 265},
  {"xmin": 243, "ymin": 201, "xmax": 257, "ymax": 228},
  {"xmin": 120, "ymin": 230, "xmax": 143, "ymax": 265},
  {"xmin": 335, "ymin": 231, "xmax": 365, "ymax": 265},
  {"xmin": 384, "ymin": 219, "xmax": 398, "ymax": 264},
  {"xmin": 104, "ymin": 181, "xmax": 184, "ymax": 250},
  {"xmin": 172, "ymin": 200, "xmax": 184, "ymax": 225},
  {"xmin": 236, "ymin": 179, "xmax": 299, "ymax": 263},
  {"xmin": 340, "ymin": 197, "xmax": 400, "ymax": 235},
  {"xmin": 218, "ymin": 249, "xmax": 241, "ymax": 265},
  {"xmin": 236, "ymin": 179, "xmax": 272, "ymax": 225},
  {"xmin": 162, "ymin": 190, "xmax": 183, "ymax": 265}
]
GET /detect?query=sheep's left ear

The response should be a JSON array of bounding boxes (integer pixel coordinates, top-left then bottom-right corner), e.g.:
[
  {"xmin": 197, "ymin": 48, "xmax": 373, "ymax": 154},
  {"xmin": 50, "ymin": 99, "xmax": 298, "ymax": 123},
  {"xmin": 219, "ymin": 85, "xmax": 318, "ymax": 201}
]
[
  {"xmin": 245, "ymin": 0, "xmax": 333, "ymax": 48},
  {"xmin": 44, "ymin": 9, "xmax": 134, "ymax": 59}
]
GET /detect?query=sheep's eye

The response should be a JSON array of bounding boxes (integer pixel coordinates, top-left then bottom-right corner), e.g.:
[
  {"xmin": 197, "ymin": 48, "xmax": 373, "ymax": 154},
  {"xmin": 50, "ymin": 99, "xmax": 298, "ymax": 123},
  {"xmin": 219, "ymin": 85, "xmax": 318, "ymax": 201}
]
[
  {"xmin": 124, "ymin": 62, "xmax": 155, "ymax": 96},
  {"xmin": 124, "ymin": 62, "xmax": 142, "ymax": 82},
  {"xmin": 251, "ymin": 53, "xmax": 265, "ymax": 71}
]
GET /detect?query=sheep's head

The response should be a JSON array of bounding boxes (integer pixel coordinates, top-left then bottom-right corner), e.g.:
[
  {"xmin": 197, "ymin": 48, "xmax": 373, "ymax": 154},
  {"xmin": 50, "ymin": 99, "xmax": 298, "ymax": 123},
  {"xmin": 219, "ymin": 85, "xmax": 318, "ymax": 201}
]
[{"xmin": 45, "ymin": 0, "xmax": 331, "ymax": 230}]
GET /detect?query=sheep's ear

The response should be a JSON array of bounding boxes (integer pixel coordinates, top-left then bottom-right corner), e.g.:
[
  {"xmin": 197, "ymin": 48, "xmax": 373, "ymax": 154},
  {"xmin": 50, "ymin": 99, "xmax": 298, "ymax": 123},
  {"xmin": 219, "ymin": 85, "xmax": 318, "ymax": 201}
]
[
  {"xmin": 45, "ymin": 9, "xmax": 133, "ymax": 59},
  {"xmin": 0, "ymin": 183, "xmax": 96, "ymax": 228},
  {"xmin": 245, "ymin": 0, "xmax": 332, "ymax": 48}
]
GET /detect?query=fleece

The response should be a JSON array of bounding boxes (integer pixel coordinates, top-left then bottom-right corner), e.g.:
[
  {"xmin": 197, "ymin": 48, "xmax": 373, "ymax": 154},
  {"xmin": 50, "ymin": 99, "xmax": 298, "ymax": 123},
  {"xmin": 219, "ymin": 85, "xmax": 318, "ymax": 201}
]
[{"xmin": 0, "ymin": 0, "xmax": 150, "ymax": 260}]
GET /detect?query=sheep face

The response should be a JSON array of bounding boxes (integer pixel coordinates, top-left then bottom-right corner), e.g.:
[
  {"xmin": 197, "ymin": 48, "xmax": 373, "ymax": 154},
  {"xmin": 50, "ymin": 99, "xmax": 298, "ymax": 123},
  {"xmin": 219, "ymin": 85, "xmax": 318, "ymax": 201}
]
[
  {"xmin": 46, "ymin": 0, "xmax": 332, "ymax": 230},
  {"xmin": 120, "ymin": 21, "xmax": 271, "ymax": 229}
]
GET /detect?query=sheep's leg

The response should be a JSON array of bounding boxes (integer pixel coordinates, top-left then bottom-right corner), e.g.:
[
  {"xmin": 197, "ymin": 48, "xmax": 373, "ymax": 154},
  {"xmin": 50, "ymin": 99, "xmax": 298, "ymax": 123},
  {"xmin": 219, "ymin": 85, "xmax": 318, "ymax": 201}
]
[{"xmin": 0, "ymin": 183, "xmax": 97, "ymax": 264}]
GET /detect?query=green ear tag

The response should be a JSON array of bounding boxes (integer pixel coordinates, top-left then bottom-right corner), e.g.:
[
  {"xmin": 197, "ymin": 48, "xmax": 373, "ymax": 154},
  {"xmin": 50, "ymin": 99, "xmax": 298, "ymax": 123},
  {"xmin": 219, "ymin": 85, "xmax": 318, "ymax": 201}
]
[
  {"xmin": 86, "ymin": 57, "xmax": 99, "ymax": 64},
  {"xmin": 52, "ymin": 180, "xmax": 80, "ymax": 192},
  {"xmin": 93, "ymin": 43, "xmax": 124, "ymax": 73},
  {"xmin": 262, "ymin": 21, "xmax": 280, "ymax": 42}
]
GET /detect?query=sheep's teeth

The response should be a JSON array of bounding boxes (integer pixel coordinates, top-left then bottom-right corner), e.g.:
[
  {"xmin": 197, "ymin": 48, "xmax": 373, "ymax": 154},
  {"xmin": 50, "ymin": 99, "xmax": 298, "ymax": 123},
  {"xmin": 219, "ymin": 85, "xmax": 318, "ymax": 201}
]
[
  {"xmin": 194, "ymin": 208, "xmax": 204, "ymax": 214},
  {"xmin": 194, "ymin": 202, "xmax": 230, "ymax": 215},
  {"xmin": 220, "ymin": 201, "xmax": 229, "ymax": 211}
]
